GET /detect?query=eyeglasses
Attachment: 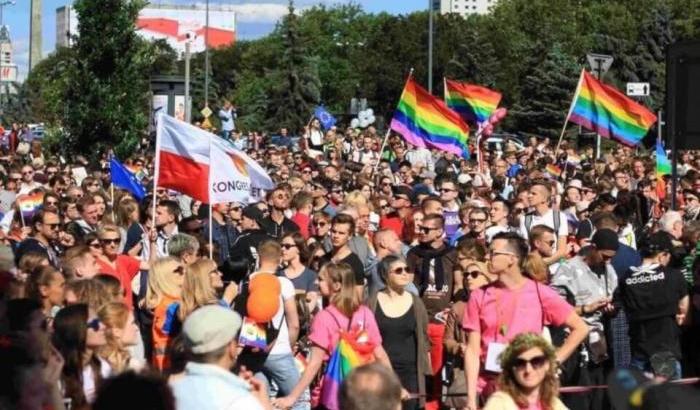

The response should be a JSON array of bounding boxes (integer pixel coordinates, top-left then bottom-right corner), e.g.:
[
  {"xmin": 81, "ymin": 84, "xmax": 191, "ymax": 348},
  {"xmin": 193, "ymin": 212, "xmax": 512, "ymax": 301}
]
[
  {"xmin": 381, "ymin": 182, "xmax": 392, "ymax": 187},
  {"xmin": 419, "ymin": 226, "xmax": 440, "ymax": 234},
  {"xmin": 45, "ymin": 201, "xmax": 59, "ymax": 206},
  {"xmin": 469, "ymin": 218, "xmax": 487, "ymax": 224},
  {"xmin": 100, "ymin": 238, "xmax": 121, "ymax": 245},
  {"xmin": 43, "ymin": 222, "xmax": 61, "ymax": 230},
  {"xmin": 440, "ymin": 188, "xmax": 456, "ymax": 193},
  {"xmin": 302, "ymin": 169, "xmax": 312, "ymax": 174},
  {"xmin": 281, "ymin": 243, "xmax": 296, "ymax": 250},
  {"xmin": 22, "ymin": 171, "xmax": 34, "ymax": 176},
  {"xmin": 488, "ymin": 250, "xmax": 516, "ymax": 258},
  {"xmin": 86, "ymin": 318, "xmax": 101, "ymax": 331},
  {"xmin": 313, "ymin": 221, "xmax": 328, "ymax": 227},
  {"xmin": 390, "ymin": 266, "xmax": 412, "ymax": 275},
  {"xmin": 467, "ymin": 270, "xmax": 483, "ymax": 279},
  {"xmin": 512, "ymin": 355, "xmax": 548, "ymax": 371},
  {"xmin": 173, "ymin": 266, "xmax": 185, "ymax": 275}
]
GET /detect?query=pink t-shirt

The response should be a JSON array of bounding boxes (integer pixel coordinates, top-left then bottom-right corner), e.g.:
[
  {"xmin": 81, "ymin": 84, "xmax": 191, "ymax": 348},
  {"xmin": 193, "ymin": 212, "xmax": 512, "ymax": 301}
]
[
  {"xmin": 462, "ymin": 279, "xmax": 573, "ymax": 360},
  {"xmin": 309, "ymin": 305, "xmax": 383, "ymax": 360}
]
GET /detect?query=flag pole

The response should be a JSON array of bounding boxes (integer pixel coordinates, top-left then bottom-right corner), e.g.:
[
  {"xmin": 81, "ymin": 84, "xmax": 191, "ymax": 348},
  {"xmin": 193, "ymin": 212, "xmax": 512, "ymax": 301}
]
[
  {"xmin": 110, "ymin": 183, "xmax": 115, "ymax": 223},
  {"xmin": 373, "ymin": 68, "xmax": 415, "ymax": 180},
  {"xmin": 152, "ymin": 114, "xmax": 164, "ymax": 232},
  {"xmin": 555, "ymin": 69, "xmax": 585, "ymax": 156},
  {"xmin": 208, "ymin": 130, "xmax": 214, "ymax": 260}
]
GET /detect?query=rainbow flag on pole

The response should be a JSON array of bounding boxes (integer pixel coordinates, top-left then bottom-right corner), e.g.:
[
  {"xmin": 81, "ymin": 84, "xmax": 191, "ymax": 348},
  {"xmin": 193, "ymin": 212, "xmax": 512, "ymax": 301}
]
[
  {"xmin": 390, "ymin": 77, "xmax": 470, "ymax": 158},
  {"xmin": 17, "ymin": 192, "xmax": 44, "ymax": 222},
  {"xmin": 656, "ymin": 140, "xmax": 672, "ymax": 178},
  {"xmin": 444, "ymin": 79, "xmax": 502, "ymax": 124},
  {"xmin": 567, "ymin": 70, "xmax": 657, "ymax": 147}
]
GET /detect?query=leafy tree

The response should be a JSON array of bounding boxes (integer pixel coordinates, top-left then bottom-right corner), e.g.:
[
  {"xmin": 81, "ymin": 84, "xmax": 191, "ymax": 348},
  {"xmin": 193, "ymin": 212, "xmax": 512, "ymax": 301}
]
[
  {"xmin": 62, "ymin": 0, "xmax": 152, "ymax": 159},
  {"xmin": 511, "ymin": 44, "xmax": 579, "ymax": 138},
  {"xmin": 265, "ymin": 1, "xmax": 321, "ymax": 132}
]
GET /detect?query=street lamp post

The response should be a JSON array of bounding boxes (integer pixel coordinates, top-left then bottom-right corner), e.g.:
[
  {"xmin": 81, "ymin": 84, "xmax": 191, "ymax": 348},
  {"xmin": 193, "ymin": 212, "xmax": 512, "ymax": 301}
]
[{"xmin": 204, "ymin": 0, "xmax": 209, "ymax": 108}]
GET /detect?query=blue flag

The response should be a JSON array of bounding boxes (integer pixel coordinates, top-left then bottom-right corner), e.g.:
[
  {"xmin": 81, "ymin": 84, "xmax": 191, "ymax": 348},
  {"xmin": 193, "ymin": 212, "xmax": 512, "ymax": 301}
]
[
  {"xmin": 110, "ymin": 158, "xmax": 146, "ymax": 200},
  {"xmin": 314, "ymin": 106, "xmax": 337, "ymax": 130}
]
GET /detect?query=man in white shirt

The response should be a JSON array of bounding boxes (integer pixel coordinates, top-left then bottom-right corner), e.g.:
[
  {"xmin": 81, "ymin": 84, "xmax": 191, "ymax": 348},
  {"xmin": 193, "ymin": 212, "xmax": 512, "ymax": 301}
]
[
  {"xmin": 405, "ymin": 143, "xmax": 434, "ymax": 171},
  {"xmin": 519, "ymin": 180, "xmax": 569, "ymax": 264},
  {"xmin": 18, "ymin": 164, "xmax": 42, "ymax": 195},
  {"xmin": 235, "ymin": 240, "xmax": 304, "ymax": 409}
]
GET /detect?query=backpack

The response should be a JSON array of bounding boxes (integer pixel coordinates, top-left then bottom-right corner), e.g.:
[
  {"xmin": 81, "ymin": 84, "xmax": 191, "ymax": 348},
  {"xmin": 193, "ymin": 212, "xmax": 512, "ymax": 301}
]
[
  {"xmin": 319, "ymin": 309, "xmax": 376, "ymax": 410},
  {"xmin": 232, "ymin": 275, "xmax": 285, "ymax": 373},
  {"xmin": 525, "ymin": 210, "xmax": 561, "ymax": 238}
]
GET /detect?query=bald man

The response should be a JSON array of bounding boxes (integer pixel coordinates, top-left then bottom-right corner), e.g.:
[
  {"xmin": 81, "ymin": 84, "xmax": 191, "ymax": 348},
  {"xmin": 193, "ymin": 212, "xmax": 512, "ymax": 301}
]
[
  {"xmin": 339, "ymin": 363, "xmax": 402, "ymax": 410},
  {"xmin": 368, "ymin": 229, "xmax": 417, "ymax": 296}
]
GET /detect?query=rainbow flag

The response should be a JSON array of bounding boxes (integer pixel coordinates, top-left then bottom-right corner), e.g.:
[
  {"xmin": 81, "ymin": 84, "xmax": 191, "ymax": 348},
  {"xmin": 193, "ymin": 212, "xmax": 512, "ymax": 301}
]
[
  {"xmin": 17, "ymin": 192, "xmax": 44, "ymax": 222},
  {"xmin": 567, "ymin": 153, "xmax": 582, "ymax": 168},
  {"xmin": 656, "ymin": 140, "xmax": 672, "ymax": 178},
  {"xmin": 444, "ymin": 79, "xmax": 502, "ymax": 124},
  {"xmin": 390, "ymin": 77, "xmax": 470, "ymax": 158},
  {"xmin": 567, "ymin": 70, "xmax": 657, "ymax": 147},
  {"xmin": 320, "ymin": 330, "xmax": 375, "ymax": 410},
  {"xmin": 238, "ymin": 318, "xmax": 268, "ymax": 350},
  {"xmin": 546, "ymin": 164, "xmax": 562, "ymax": 179}
]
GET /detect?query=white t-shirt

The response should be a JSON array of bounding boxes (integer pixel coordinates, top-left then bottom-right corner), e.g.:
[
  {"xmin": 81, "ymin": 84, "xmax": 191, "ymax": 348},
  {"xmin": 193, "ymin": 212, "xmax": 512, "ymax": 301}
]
[
  {"xmin": 518, "ymin": 209, "xmax": 569, "ymax": 248},
  {"xmin": 249, "ymin": 273, "xmax": 295, "ymax": 356},
  {"xmin": 82, "ymin": 357, "xmax": 112, "ymax": 403}
]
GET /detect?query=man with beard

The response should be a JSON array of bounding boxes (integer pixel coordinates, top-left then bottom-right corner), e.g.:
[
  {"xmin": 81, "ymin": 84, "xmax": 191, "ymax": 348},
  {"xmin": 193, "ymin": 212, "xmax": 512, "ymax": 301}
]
[
  {"xmin": 15, "ymin": 210, "xmax": 62, "ymax": 268},
  {"xmin": 406, "ymin": 213, "xmax": 458, "ymax": 410},
  {"xmin": 261, "ymin": 187, "xmax": 299, "ymax": 239}
]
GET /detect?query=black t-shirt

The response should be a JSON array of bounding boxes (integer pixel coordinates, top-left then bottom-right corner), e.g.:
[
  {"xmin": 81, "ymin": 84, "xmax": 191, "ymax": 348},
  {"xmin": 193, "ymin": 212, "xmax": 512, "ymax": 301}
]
[
  {"xmin": 322, "ymin": 252, "xmax": 365, "ymax": 286},
  {"xmin": 617, "ymin": 265, "xmax": 688, "ymax": 359}
]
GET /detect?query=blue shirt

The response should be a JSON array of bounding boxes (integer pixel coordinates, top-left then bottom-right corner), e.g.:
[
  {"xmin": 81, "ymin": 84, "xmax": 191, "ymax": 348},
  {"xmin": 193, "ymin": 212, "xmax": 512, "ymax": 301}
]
[{"xmin": 171, "ymin": 362, "xmax": 264, "ymax": 410}]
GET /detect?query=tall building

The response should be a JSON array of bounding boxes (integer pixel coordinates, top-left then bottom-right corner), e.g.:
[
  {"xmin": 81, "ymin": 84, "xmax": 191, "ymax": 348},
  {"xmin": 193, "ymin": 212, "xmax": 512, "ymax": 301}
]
[
  {"xmin": 29, "ymin": 0, "xmax": 42, "ymax": 71},
  {"xmin": 438, "ymin": 0, "xmax": 498, "ymax": 16},
  {"xmin": 0, "ymin": 25, "xmax": 18, "ymax": 92}
]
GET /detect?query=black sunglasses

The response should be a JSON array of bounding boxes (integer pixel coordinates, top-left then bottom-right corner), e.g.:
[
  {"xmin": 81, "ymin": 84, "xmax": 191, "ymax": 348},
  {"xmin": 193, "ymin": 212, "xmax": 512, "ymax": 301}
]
[
  {"xmin": 86, "ymin": 318, "xmax": 101, "ymax": 331},
  {"xmin": 100, "ymin": 238, "xmax": 121, "ymax": 245},
  {"xmin": 513, "ymin": 355, "xmax": 547, "ymax": 371},
  {"xmin": 281, "ymin": 243, "xmax": 296, "ymax": 250},
  {"xmin": 467, "ymin": 270, "xmax": 482, "ymax": 279},
  {"xmin": 419, "ymin": 226, "xmax": 439, "ymax": 234}
]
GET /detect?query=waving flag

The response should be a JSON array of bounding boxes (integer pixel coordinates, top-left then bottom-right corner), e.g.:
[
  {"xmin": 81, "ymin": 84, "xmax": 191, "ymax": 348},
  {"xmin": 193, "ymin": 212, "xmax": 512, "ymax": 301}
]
[
  {"xmin": 110, "ymin": 158, "xmax": 146, "ymax": 200},
  {"xmin": 567, "ymin": 70, "xmax": 657, "ymax": 147},
  {"xmin": 156, "ymin": 114, "xmax": 274, "ymax": 204},
  {"xmin": 17, "ymin": 192, "xmax": 44, "ymax": 222},
  {"xmin": 390, "ymin": 77, "xmax": 470, "ymax": 158},
  {"xmin": 314, "ymin": 106, "xmax": 337, "ymax": 130},
  {"xmin": 656, "ymin": 140, "xmax": 671, "ymax": 178},
  {"xmin": 444, "ymin": 79, "xmax": 502, "ymax": 124}
]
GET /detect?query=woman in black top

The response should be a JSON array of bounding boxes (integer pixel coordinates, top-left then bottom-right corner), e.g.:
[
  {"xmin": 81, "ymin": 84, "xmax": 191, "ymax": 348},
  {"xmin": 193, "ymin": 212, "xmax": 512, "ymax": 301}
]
[{"xmin": 367, "ymin": 254, "xmax": 431, "ymax": 410}]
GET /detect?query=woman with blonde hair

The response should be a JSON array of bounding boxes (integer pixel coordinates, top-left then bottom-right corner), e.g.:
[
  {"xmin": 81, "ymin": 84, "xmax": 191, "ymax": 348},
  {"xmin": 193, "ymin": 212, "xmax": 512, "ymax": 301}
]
[
  {"xmin": 98, "ymin": 301, "xmax": 144, "ymax": 373},
  {"xmin": 483, "ymin": 333, "xmax": 566, "ymax": 410},
  {"xmin": 273, "ymin": 262, "xmax": 394, "ymax": 409},
  {"xmin": 177, "ymin": 258, "xmax": 237, "ymax": 322},
  {"xmin": 344, "ymin": 190, "xmax": 369, "ymax": 208},
  {"xmin": 143, "ymin": 256, "xmax": 185, "ymax": 372}
]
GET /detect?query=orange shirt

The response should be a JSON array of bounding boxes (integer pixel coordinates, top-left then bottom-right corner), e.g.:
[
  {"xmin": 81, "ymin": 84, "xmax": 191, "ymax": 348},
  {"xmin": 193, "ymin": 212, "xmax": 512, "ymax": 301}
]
[{"xmin": 151, "ymin": 293, "xmax": 181, "ymax": 372}]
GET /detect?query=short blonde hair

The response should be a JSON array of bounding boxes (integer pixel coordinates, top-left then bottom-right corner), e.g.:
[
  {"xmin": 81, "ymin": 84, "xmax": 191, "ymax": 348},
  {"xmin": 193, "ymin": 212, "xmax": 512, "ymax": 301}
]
[{"xmin": 144, "ymin": 257, "xmax": 182, "ymax": 309}]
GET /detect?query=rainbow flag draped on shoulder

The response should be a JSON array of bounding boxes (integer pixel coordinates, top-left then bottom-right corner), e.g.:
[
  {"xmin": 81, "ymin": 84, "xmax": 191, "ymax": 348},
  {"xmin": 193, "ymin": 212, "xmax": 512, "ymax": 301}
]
[
  {"xmin": 567, "ymin": 69, "xmax": 657, "ymax": 147},
  {"xmin": 390, "ymin": 77, "xmax": 470, "ymax": 158},
  {"xmin": 444, "ymin": 79, "xmax": 502, "ymax": 124}
]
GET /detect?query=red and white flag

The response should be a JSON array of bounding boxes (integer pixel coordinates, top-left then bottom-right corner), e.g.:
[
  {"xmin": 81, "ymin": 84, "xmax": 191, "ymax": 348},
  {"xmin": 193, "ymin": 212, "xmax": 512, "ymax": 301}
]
[{"xmin": 155, "ymin": 114, "xmax": 274, "ymax": 204}]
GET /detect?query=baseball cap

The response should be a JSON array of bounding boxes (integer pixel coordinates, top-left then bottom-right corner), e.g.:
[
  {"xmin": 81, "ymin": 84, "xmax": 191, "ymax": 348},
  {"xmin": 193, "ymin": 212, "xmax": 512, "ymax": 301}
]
[
  {"xmin": 592, "ymin": 229, "xmax": 620, "ymax": 252},
  {"xmin": 242, "ymin": 205, "xmax": 264, "ymax": 225},
  {"xmin": 183, "ymin": 305, "xmax": 242, "ymax": 354}
]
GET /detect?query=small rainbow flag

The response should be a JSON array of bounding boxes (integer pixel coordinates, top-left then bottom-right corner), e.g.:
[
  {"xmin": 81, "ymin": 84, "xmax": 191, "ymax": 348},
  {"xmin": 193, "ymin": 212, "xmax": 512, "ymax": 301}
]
[
  {"xmin": 390, "ymin": 76, "xmax": 470, "ymax": 158},
  {"xmin": 238, "ymin": 317, "xmax": 268, "ymax": 350},
  {"xmin": 444, "ymin": 79, "xmax": 502, "ymax": 124},
  {"xmin": 546, "ymin": 164, "xmax": 562, "ymax": 179},
  {"xmin": 567, "ymin": 153, "xmax": 582, "ymax": 168},
  {"xmin": 656, "ymin": 140, "xmax": 672, "ymax": 178},
  {"xmin": 320, "ymin": 330, "xmax": 375, "ymax": 410},
  {"xmin": 567, "ymin": 70, "xmax": 657, "ymax": 147},
  {"xmin": 17, "ymin": 192, "xmax": 44, "ymax": 222}
]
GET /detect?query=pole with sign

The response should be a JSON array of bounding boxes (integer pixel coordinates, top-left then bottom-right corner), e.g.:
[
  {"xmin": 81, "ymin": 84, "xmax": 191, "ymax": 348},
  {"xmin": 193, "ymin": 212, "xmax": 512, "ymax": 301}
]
[{"xmin": 586, "ymin": 53, "xmax": 614, "ymax": 159}]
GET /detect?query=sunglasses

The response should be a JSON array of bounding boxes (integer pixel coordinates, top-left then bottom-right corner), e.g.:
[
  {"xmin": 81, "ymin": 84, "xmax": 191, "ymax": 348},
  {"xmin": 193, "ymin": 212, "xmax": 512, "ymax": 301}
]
[
  {"xmin": 231, "ymin": 206, "xmax": 242, "ymax": 211},
  {"xmin": 302, "ymin": 169, "xmax": 312, "ymax": 174},
  {"xmin": 512, "ymin": 355, "xmax": 548, "ymax": 371},
  {"xmin": 43, "ymin": 222, "xmax": 61, "ymax": 230},
  {"xmin": 173, "ymin": 266, "xmax": 185, "ymax": 275},
  {"xmin": 467, "ymin": 270, "xmax": 482, "ymax": 279},
  {"xmin": 440, "ymin": 188, "xmax": 456, "ymax": 193},
  {"xmin": 46, "ymin": 201, "xmax": 59, "ymax": 206},
  {"xmin": 419, "ymin": 226, "xmax": 439, "ymax": 234},
  {"xmin": 86, "ymin": 318, "xmax": 101, "ymax": 331},
  {"xmin": 313, "ymin": 221, "xmax": 328, "ymax": 227},
  {"xmin": 100, "ymin": 238, "xmax": 121, "ymax": 245},
  {"xmin": 281, "ymin": 243, "xmax": 296, "ymax": 250},
  {"xmin": 390, "ymin": 266, "xmax": 412, "ymax": 275}
]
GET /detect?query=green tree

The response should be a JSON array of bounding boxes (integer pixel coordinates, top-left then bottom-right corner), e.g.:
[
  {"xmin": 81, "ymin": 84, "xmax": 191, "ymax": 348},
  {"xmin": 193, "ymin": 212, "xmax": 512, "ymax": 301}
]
[
  {"xmin": 265, "ymin": 1, "xmax": 321, "ymax": 132},
  {"xmin": 62, "ymin": 0, "xmax": 152, "ymax": 159},
  {"xmin": 511, "ymin": 44, "xmax": 580, "ymax": 138}
]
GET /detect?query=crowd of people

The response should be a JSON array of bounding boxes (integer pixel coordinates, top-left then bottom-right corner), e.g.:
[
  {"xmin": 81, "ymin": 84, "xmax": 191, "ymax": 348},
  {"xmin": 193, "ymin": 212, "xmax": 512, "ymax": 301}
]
[{"xmin": 1, "ymin": 117, "xmax": 700, "ymax": 410}]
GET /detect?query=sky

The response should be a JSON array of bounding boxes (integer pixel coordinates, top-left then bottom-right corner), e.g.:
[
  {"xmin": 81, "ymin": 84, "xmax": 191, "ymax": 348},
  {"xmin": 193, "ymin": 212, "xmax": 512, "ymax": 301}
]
[{"xmin": 4, "ymin": 0, "xmax": 428, "ymax": 81}]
